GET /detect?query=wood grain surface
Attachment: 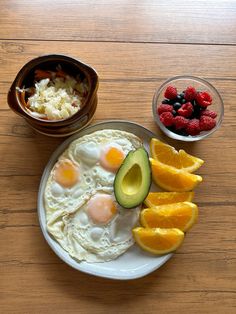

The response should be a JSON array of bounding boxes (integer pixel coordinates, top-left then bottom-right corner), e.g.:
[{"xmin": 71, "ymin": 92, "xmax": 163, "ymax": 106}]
[{"xmin": 1, "ymin": 1, "xmax": 236, "ymax": 313}]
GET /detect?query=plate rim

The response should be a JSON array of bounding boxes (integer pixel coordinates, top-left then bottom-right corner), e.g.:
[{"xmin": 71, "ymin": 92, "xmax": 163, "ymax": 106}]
[{"xmin": 37, "ymin": 120, "xmax": 173, "ymax": 280}]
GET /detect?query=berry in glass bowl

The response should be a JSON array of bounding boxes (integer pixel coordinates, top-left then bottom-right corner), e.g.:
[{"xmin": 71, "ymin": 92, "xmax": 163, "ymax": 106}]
[{"xmin": 152, "ymin": 76, "xmax": 224, "ymax": 142}]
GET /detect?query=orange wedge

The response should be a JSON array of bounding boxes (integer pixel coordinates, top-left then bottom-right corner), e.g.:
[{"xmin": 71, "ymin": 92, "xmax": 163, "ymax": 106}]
[
  {"xmin": 133, "ymin": 227, "xmax": 184, "ymax": 255},
  {"xmin": 150, "ymin": 138, "xmax": 204, "ymax": 172},
  {"xmin": 144, "ymin": 191, "xmax": 194, "ymax": 207},
  {"xmin": 140, "ymin": 202, "xmax": 198, "ymax": 232},
  {"xmin": 150, "ymin": 158, "xmax": 202, "ymax": 192}
]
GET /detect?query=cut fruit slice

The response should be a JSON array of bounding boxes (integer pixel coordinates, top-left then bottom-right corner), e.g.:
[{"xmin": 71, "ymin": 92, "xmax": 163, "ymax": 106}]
[
  {"xmin": 144, "ymin": 191, "xmax": 194, "ymax": 207},
  {"xmin": 133, "ymin": 227, "xmax": 184, "ymax": 255},
  {"xmin": 114, "ymin": 147, "xmax": 151, "ymax": 208},
  {"xmin": 141, "ymin": 201, "xmax": 198, "ymax": 232},
  {"xmin": 150, "ymin": 158, "xmax": 202, "ymax": 192},
  {"xmin": 150, "ymin": 138, "xmax": 204, "ymax": 172}
]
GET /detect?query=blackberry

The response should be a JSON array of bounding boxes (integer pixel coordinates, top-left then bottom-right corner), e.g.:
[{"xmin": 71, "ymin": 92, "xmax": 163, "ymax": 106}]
[
  {"xmin": 168, "ymin": 98, "xmax": 176, "ymax": 105},
  {"xmin": 162, "ymin": 99, "xmax": 170, "ymax": 104},
  {"xmin": 175, "ymin": 129, "xmax": 188, "ymax": 136},
  {"xmin": 192, "ymin": 103, "xmax": 201, "ymax": 119},
  {"xmin": 172, "ymin": 110, "xmax": 177, "ymax": 116},
  {"xmin": 167, "ymin": 126, "xmax": 176, "ymax": 132},
  {"xmin": 173, "ymin": 102, "xmax": 182, "ymax": 110},
  {"xmin": 176, "ymin": 94, "xmax": 182, "ymax": 101}
]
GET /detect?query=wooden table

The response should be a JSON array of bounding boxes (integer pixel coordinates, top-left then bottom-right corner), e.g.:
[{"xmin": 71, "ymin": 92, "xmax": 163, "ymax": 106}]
[{"xmin": 1, "ymin": 1, "xmax": 236, "ymax": 313}]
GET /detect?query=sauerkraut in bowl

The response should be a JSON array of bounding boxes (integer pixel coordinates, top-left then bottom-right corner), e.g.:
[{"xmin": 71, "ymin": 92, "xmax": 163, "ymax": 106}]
[
  {"xmin": 8, "ymin": 54, "xmax": 99, "ymax": 136},
  {"xmin": 17, "ymin": 65, "xmax": 89, "ymax": 121}
]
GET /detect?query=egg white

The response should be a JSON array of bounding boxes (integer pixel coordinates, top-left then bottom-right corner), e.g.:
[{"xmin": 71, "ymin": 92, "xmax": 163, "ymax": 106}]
[
  {"xmin": 44, "ymin": 129, "xmax": 143, "ymax": 262},
  {"xmin": 47, "ymin": 190, "xmax": 140, "ymax": 262}
]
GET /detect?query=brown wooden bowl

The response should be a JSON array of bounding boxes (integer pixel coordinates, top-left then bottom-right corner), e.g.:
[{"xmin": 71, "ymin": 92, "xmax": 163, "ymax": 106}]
[{"xmin": 8, "ymin": 54, "xmax": 99, "ymax": 136}]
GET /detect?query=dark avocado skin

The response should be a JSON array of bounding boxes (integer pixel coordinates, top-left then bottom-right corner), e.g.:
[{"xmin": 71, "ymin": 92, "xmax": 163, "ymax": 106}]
[{"xmin": 113, "ymin": 147, "xmax": 152, "ymax": 209}]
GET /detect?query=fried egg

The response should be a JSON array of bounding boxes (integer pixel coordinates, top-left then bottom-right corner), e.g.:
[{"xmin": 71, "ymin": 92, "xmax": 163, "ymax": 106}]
[{"xmin": 44, "ymin": 129, "xmax": 143, "ymax": 262}]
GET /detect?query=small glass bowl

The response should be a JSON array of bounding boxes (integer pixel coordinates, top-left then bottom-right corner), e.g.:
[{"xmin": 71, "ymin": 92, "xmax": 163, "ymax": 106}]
[{"xmin": 152, "ymin": 75, "xmax": 224, "ymax": 141}]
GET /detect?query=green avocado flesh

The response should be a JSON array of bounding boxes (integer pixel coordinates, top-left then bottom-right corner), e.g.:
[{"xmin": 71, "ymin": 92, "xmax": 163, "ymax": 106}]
[{"xmin": 114, "ymin": 147, "xmax": 152, "ymax": 208}]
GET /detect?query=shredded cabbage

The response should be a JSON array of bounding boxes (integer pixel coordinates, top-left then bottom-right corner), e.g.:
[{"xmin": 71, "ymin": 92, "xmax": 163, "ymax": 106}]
[{"xmin": 27, "ymin": 77, "xmax": 85, "ymax": 120}]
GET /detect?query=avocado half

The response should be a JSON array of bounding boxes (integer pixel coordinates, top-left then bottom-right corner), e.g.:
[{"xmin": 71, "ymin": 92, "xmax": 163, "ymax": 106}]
[{"xmin": 114, "ymin": 147, "xmax": 152, "ymax": 208}]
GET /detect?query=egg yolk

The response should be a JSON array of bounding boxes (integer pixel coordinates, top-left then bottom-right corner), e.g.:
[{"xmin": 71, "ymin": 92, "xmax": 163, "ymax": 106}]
[
  {"xmin": 54, "ymin": 159, "xmax": 79, "ymax": 188},
  {"xmin": 86, "ymin": 194, "xmax": 117, "ymax": 225},
  {"xmin": 100, "ymin": 146, "xmax": 125, "ymax": 172}
]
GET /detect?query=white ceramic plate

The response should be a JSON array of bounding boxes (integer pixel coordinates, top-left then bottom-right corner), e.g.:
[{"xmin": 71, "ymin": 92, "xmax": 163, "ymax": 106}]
[{"xmin": 38, "ymin": 120, "xmax": 172, "ymax": 280}]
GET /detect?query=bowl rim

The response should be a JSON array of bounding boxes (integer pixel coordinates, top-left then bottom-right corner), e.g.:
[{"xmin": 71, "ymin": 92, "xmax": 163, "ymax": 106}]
[
  {"xmin": 152, "ymin": 75, "xmax": 224, "ymax": 142},
  {"xmin": 8, "ymin": 54, "xmax": 99, "ymax": 126}
]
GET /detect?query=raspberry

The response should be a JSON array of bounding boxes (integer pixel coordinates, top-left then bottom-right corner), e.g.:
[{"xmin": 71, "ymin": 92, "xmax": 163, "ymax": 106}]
[
  {"xmin": 173, "ymin": 116, "xmax": 189, "ymax": 130},
  {"xmin": 160, "ymin": 112, "xmax": 174, "ymax": 127},
  {"xmin": 186, "ymin": 119, "xmax": 200, "ymax": 136},
  {"xmin": 196, "ymin": 91, "xmax": 212, "ymax": 107},
  {"xmin": 184, "ymin": 86, "xmax": 197, "ymax": 101},
  {"xmin": 157, "ymin": 104, "xmax": 173, "ymax": 115},
  {"xmin": 164, "ymin": 85, "xmax": 178, "ymax": 100},
  {"xmin": 177, "ymin": 102, "xmax": 193, "ymax": 118},
  {"xmin": 201, "ymin": 109, "xmax": 217, "ymax": 119},
  {"xmin": 199, "ymin": 116, "xmax": 216, "ymax": 131}
]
